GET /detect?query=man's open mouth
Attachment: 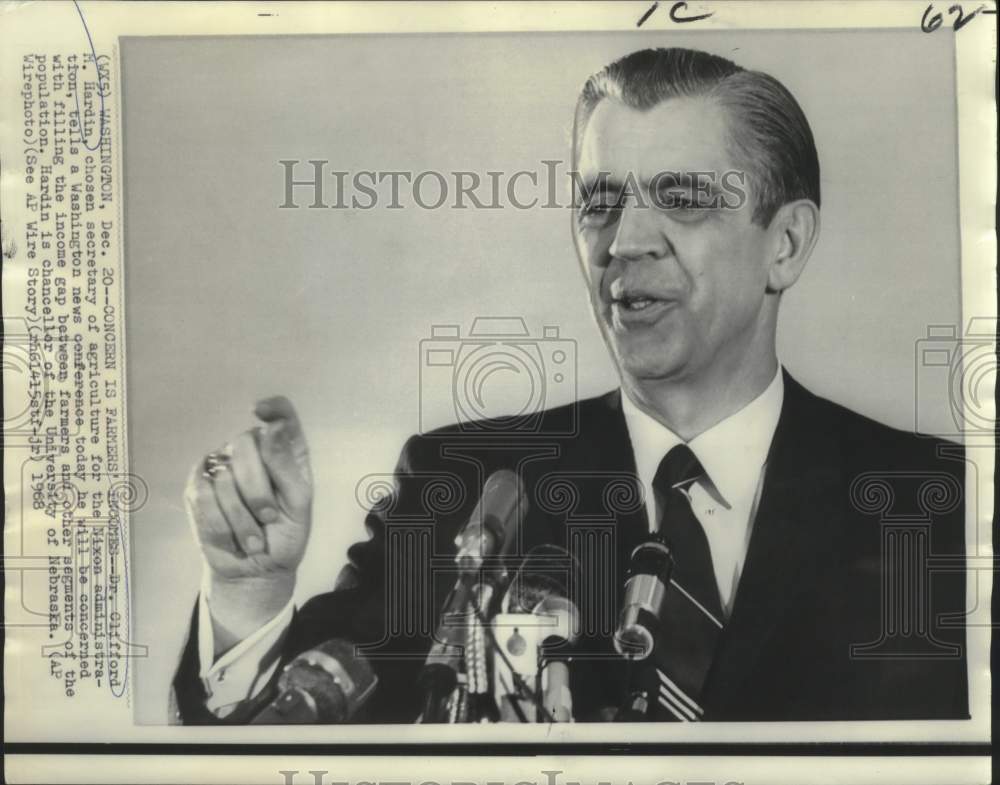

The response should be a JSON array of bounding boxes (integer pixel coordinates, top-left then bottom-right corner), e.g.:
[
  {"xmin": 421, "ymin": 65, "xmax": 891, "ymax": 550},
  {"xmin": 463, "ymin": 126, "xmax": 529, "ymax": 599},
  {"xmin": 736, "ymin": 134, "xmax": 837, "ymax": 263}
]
[
  {"xmin": 609, "ymin": 293, "xmax": 676, "ymax": 327},
  {"xmin": 616, "ymin": 295, "xmax": 659, "ymax": 311}
]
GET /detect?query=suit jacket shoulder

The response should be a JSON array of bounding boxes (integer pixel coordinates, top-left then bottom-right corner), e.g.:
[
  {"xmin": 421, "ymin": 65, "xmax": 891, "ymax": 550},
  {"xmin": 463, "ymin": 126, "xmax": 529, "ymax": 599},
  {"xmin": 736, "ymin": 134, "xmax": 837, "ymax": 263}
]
[{"xmin": 784, "ymin": 375, "xmax": 966, "ymax": 549}]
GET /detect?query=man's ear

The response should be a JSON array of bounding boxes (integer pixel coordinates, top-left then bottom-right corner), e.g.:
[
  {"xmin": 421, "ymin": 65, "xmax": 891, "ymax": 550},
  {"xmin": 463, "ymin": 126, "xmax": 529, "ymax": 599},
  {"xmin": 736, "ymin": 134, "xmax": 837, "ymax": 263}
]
[{"xmin": 766, "ymin": 199, "xmax": 820, "ymax": 293}]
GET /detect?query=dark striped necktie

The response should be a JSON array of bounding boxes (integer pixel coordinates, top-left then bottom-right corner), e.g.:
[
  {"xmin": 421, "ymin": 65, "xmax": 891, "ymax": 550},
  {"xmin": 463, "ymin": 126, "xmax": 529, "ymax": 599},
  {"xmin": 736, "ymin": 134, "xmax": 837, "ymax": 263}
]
[{"xmin": 647, "ymin": 443, "xmax": 725, "ymax": 721}]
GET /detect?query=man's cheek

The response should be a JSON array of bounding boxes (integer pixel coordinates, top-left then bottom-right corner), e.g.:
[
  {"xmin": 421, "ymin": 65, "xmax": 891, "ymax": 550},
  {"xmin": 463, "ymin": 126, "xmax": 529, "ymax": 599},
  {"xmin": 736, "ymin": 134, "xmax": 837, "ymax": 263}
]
[{"xmin": 587, "ymin": 226, "xmax": 615, "ymax": 261}]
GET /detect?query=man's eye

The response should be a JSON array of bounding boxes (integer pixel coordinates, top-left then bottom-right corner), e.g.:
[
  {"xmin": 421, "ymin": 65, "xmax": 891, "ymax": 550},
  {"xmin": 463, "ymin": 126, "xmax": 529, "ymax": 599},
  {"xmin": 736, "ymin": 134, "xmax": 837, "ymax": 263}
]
[
  {"xmin": 657, "ymin": 190, "xmax": 714, "ymax": 221},
  {"xmin": 658, "ymin": 191, "xmax": 697, "ymax": 209},
  {"xmin": 579, "ymin": 199, "xmax": 622, "ymax": 226}
]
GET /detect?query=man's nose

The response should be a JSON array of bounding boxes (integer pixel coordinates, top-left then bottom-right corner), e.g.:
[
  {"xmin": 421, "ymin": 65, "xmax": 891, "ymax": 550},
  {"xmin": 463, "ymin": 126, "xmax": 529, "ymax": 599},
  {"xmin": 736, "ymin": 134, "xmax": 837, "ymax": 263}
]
[{"xmin": 608, "ymin": 200, "xmax": 669, "ymax": 262}]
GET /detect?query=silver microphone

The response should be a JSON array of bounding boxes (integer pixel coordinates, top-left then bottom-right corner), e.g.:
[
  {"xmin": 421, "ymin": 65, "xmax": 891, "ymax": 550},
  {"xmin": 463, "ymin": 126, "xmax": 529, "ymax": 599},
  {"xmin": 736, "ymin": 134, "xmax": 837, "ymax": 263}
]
[{"xmin": 614, "ymin": 536, "xmax": 674, "ymax": 660}]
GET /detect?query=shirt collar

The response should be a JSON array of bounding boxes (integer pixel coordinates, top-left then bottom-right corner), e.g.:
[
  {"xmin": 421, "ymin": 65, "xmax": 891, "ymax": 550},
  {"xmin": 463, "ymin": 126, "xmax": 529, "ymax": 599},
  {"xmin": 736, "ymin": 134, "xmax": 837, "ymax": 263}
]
[{"xmin": 621, "ymin": 367, "xmax": 784, "ymax": 509}]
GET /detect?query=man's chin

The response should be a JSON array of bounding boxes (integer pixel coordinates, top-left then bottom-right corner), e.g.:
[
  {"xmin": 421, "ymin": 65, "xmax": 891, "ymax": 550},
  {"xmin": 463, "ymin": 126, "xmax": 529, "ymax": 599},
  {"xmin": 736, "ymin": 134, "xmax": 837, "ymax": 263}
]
[
  {"xmin": 612, "ymin": 346, "xmax": 688, "ymax": 384},
  {"xmin": 598, "ymin": 317, "xmax": 690, "ymax": 382}
]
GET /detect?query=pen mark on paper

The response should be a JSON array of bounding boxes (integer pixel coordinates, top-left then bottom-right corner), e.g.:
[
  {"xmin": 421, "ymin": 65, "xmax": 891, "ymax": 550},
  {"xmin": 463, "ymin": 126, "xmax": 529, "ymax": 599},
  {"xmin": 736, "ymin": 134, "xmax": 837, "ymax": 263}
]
[
  {"xmin": 71, "ymin": 0, "xmax": 108, "ymax": 152},
  {"xmin": 637, "ymin": 1, "xmax": 660, "ymax": 27},
  {"xmin": 637, "ymin": 1, "xmax": 715, "ymax": 27}
]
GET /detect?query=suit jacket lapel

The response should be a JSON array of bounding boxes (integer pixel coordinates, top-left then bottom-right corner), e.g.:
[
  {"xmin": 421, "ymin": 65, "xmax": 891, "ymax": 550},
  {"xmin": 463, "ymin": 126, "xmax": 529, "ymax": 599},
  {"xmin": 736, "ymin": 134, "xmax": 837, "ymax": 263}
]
[{"xmin": 703, "ymin": 372, "xmax": 842, "ymax": 706}]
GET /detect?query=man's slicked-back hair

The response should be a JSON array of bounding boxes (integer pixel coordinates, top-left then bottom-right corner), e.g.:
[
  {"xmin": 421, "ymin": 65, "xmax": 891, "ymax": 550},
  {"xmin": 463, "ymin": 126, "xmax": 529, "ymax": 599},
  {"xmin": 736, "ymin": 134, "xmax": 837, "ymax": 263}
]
[{"xmin": 573, "ymin": 48, "xmax": 820, "ymax": 226}]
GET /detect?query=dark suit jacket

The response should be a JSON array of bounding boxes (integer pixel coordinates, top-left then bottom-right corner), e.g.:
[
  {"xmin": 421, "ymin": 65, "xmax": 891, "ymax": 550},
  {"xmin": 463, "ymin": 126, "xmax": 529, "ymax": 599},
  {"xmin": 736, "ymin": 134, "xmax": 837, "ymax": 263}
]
[{"xmin": 174, "ymin": 372, "xmax": 969, "ymax": 723}]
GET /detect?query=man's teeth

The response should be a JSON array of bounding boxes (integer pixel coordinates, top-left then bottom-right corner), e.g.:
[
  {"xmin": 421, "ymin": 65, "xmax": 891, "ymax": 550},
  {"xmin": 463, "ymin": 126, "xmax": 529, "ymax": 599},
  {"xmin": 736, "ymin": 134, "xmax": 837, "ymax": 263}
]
[{"xmin": 621, "ymin": 297, "xmax": 654, "ymax": 311}]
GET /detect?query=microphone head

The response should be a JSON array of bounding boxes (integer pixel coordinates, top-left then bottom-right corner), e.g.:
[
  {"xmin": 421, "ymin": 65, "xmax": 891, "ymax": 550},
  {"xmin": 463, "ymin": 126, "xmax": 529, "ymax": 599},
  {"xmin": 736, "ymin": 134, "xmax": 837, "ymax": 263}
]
[
  {"xmin": 506, "ymin": 543, "xmax": 579, "ymax": 612},
  {"xmin": 613, "ymin": 606, "xmax": 656, "ymax": 660},
  {"xmin": 613, "ymin": 537, "xmax": 674, "ymax": 661},
  {"xmin": 627, "ymin": 537, "xmax": 674, "ymax": 579},
  {"xmin": 506, "ymin": 544, "xmax": 582, "ymax": 645},
  {"xmin": 454, "ymin": 469, "xmax": 525, "ymax": 571},
  {"xmin": 534, "ymin": 593, "xmax": 581, "ymax": 646},
  {"xmin": 279, "ymin": 639, "xmax": 378, "ymax": 723}
]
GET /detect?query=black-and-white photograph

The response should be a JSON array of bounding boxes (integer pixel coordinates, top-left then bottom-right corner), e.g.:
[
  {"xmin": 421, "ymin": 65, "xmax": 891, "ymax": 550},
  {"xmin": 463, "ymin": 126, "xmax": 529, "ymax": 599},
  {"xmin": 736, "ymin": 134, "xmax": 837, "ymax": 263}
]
[
  {"xmin": 114, "ymin": 25, "xmax": 987, "ymax": 731},
  {"xmin": 5, "ymin": 0, "xmax": 999, "ymax": 781}
]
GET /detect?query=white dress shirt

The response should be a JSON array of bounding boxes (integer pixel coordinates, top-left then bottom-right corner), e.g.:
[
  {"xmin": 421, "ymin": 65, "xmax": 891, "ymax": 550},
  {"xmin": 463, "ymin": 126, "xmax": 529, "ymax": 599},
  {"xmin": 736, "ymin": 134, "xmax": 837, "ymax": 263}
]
[
  {"xmin": 620, "ymin": 367, "xmax": 784, "ymax": 616},
  {"xmin": 196, "ymin": 367, "xmax": 784, "ymax": 715},
  {"xmin": 196, "ymin": 572, "xmax": 294, "ymax": 717}
]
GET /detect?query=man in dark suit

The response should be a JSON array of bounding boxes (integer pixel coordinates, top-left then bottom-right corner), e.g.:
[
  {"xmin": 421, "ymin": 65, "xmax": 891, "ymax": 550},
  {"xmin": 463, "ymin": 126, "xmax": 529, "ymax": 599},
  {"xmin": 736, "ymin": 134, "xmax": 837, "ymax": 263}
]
[{"xmin": 173, "ymin": 47, "xmax": 968, "ymax": 723}]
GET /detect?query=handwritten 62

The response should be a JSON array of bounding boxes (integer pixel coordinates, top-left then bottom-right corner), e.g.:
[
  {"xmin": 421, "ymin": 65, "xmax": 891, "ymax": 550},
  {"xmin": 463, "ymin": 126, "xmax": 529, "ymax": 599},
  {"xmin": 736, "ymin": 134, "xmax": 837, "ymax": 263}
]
[{"xmin": 921, "ymin": 3, "xmax": 996, "ymax": 32}]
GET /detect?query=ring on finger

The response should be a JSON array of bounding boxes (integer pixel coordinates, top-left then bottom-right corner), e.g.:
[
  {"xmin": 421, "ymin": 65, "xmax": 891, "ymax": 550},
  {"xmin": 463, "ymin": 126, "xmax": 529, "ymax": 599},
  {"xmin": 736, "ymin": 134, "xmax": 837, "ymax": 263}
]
[{"xmin": 202, "ymin": 451, "xmax": 231, "ymax": 479}]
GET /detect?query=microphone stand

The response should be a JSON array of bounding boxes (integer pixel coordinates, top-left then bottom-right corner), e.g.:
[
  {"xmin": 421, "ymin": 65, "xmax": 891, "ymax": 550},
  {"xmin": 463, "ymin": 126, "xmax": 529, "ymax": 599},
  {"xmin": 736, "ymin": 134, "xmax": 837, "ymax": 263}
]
[
  {"xmin": 417, "ymin": 469, "xmax": 525, "ymax": 723},
  {"xmin": 418, "ymin": 564, "xmax": 511, "ymax": 723},
  {"xmin": 477, "ymin": 604, "xmax": 554, "ymax": 723},
  {"xmin": 615, "ymin": 660, "xmax": 658, "ymax": 721}
]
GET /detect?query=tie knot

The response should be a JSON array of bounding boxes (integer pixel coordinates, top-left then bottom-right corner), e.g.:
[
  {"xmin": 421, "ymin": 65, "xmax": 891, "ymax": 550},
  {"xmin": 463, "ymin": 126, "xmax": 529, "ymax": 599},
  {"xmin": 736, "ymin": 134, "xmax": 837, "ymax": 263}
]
[{"xmin": 654, "ymin": 443, "xmax": 704, "ymax": 490}]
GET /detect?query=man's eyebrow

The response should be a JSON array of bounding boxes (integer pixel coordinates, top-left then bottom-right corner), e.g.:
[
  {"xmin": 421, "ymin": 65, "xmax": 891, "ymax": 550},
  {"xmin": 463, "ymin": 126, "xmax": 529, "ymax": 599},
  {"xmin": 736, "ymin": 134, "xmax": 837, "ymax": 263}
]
[
  {"xmin": 579, "ymin": 175, "xmax": 625, "ymax": 199},
  {"xmin": 579, "ymin": 172, "xmax": 726, "ymax": 198},
  {"xmin": 649, "ymin": 171, "xmax": 724, "ymax": 194}
]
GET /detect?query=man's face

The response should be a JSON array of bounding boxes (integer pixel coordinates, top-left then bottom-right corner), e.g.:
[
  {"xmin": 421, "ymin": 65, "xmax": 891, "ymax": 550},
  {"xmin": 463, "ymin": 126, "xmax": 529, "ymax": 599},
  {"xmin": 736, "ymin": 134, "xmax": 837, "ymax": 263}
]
[{"xmin": 573, "ymin": 96, "xmax": 776, "ymax": 386}]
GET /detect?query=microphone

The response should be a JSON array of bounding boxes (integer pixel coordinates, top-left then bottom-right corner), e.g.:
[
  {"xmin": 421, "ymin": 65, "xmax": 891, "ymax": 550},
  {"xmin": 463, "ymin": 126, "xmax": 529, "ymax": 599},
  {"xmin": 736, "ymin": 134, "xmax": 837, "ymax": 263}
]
[
  {"xmin": 506, "ymin": 543, "xmax": 581, "ymax": 648},
  {"xmin": 250, "ymin": 639, "xmax": 377, "ymax": 724},
  {"xmin": 494, "ymin": 544, "xmax": 581, "ymax": 722},
  {"xmin": 453, "ymin": 469, "xmax": 523, "ymax": 572},
  {"xmin": 614, "ymin": 535, "xmax": 674, "ymax": 661},
  {"xmin": 540, "ymin": 660, "xmax": 572, "ymax": 723},
  {"xmin": 418, "ymin": 469, "xmax": 525, "ymax": 723}
]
